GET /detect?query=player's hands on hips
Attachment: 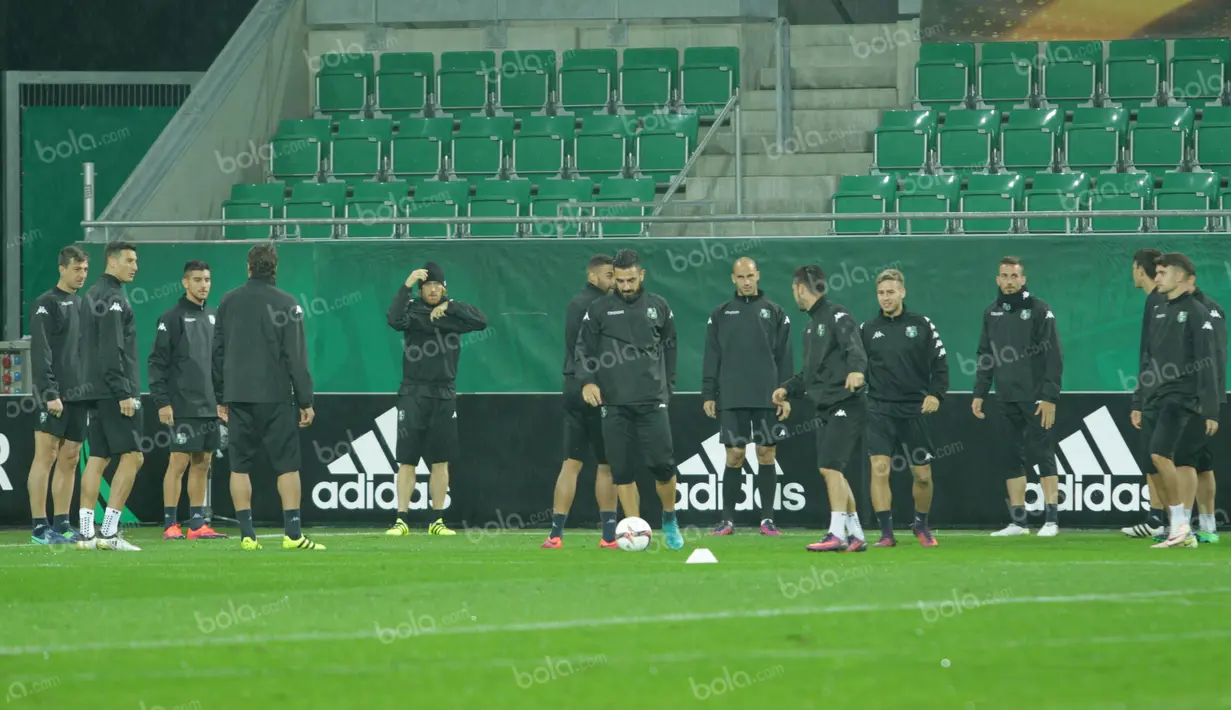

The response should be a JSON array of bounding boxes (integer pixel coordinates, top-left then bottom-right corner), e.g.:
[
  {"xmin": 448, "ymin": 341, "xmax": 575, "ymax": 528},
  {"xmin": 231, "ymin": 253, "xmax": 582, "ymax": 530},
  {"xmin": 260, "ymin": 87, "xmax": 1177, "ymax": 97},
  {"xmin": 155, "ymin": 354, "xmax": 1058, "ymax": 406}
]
[
  {"xmin": 921, "ymin": 395, "xmax": 940, "ymax": 414},
  {"xmin": 119, "ymin": 398, "xmax": 137, "ymax": 417},
  {"xmin": 1207, "ymin": 419, "xmax": 1219, "ymax": 436},
  {"xmin": 703, "ymin": 400, "xmax": 717, "ymax": 418},
  {"xmin": 217, "ymin": 405, "xmax": 229, "ymax": 423},
  {"xmin": 845, "ymin": 372, "xmax": 865, "ymax": 392},
  {"xmin": 46, "ymin": 398, "xmax": 63, "ymax": 417},
  {"xmin": 406, "ymin": 269, "xmax": 429, "ymax": 287},
  {"xmin": 582, "ymin": 384, "xmax": 602, "ymax": 407},
  {"xmin": 159, "ymin": 405, "xmax": 174, "ymax": 426},
  {"xmin": 1036, "ymin": 401, "xmax": 1056, "ymax": 430},
  {"xmin": 1130, "ymin": 410, "xmax": 1142, "ymax": 429},
  {"xmin": 771, "ymin": 387, "xmax": 788, "ymax": 406},
  {"xmin": 300, "ymin": 407, "xmax": 315, "ymax": 428},
  {"xmin": 430, "ymin": 302, "xmax": 449, "ymax": 321},
  {"xmin": 776, "ymin": 400, "xmax": 791, "ymax": 421},
  {"xmin": 971, "ymin": 397, "xmax": 985, "ymax": 419}
]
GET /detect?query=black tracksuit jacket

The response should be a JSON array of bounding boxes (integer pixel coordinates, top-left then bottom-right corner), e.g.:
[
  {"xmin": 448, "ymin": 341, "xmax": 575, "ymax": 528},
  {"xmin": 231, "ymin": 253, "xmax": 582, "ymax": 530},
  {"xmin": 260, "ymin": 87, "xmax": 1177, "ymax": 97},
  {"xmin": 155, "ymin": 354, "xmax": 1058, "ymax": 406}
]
[
  {"xmin": 562, "ymin": 283, "xmax": 608, "ymax": 410},
  {"xmin": 1139, "ymin": 290, "xmax": 1221, "ymax": 419},
  {"xmin": 29, "ymin": 286, "xmax": 87, "ymax": 402},
  {"xmin": 1132, "ymin": 288, "xmax": 1169, "ymax": 411},
  {"xmin": 148, "ymin": 295, "xmax": 218, "ymax": 418},
  {"xmin": 387, "ymin": 285, "xmax": 488, "ymax": 399},
  {"xmin": 972, "ymin": 290, "xmax": 1063, "ymax": 403},
  {"xmin": 1192, "ymin": 288, "xmax": 1227, "ymax": 405},
  {"xmin": 81, "ymin": 274, "xmax": 139, "ymax": 401},
  {"xmin": 575, "ymin": 288, "xmax": 677, "ymax": 407},
  {"xmin": 781, "ymin": 296, "xmax": 868, "ymax": 408},
  {"xmin": 701, "ymin": 290, "xmax": 793, "ymax": 410},
  {"xmin": 212, "ymin": 276, "xmax": 314, "ymax": 408},
  {"xmin": 861, "ymin": 307, "xmax": 949, "ymax": 411}
]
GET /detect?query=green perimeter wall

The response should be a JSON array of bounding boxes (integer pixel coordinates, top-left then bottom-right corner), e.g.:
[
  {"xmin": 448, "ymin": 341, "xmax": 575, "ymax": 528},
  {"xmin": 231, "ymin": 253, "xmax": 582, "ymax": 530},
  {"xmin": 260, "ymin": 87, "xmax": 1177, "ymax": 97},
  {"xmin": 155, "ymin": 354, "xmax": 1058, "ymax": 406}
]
[{"xmin": 74, "ymin": 236, "xmax": 1231, "ymax": 394}]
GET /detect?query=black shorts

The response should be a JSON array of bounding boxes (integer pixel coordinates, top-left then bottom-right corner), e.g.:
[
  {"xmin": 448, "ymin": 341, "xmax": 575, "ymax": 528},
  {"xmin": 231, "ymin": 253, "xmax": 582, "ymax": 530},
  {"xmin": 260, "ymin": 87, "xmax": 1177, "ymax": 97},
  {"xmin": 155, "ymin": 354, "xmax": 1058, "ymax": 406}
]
[
  {"xmin": 866, "ymin": 400, "xmax": 935, "ymax": 467},
  {"xmin": 563, "ymin": 405, "xmax": 607, "ymax": 464},
  {"xmin": 814, "ymin": 397, "xmax": 866, "ymax": 473},
  {"xmin": 35, "ymin": 401, "xmax": 89, "ymax": 442},
  {"xmin": 1141, "ymin": 402, "xmax": 1198, "ymax": 463},
  {"xmin": 86, "ymin": 399, "xmax": 145, "ymax": 459},
  {"xmin": 718, "ymin": 408, "xmax": 787, "ymax": 448},
  {"xmin": 228, "ymin": 402, "xmax": 301, "ymax": 475},
  {"xmin": 396, "ymin": 395, "xmax": 458, "ymax": 466},
  {"xmin": 600, "ymin": 403, "xmax": 676, "ymax": 485},
  {"xmin": 997, "ymin": 400, "xmax": 1058, "ymax": 478},
  {"xmin": 169, "ymin": 417, "xmax": 221, "ymax": 453}
]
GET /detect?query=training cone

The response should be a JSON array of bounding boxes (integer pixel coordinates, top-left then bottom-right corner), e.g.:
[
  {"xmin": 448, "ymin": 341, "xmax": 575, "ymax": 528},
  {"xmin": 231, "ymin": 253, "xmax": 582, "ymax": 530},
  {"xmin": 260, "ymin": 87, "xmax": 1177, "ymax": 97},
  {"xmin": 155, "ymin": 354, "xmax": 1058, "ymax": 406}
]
[{"xmin": 686, "ymin": 548, "xmax": 718, "ymax": 564}]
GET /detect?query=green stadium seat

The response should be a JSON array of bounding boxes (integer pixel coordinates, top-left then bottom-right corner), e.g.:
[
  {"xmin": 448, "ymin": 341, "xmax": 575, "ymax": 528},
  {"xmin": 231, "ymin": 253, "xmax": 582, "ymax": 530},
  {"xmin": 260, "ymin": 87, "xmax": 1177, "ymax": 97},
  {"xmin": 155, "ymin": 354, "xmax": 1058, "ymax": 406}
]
[
  {"xmin": 620, "ymin": 47, "xmax": 678, "ymax": 115},
  {"xmin": 513, "ymin": 116, "xmax": 575, "ymax": 179},
  {"xmin": 960, "ymin": 173, "xmax": 1024, "ymax": 233},
  {"xmin": 528, "ymin": 178, "xmax": 594, "ymax": 237},
  {"xmin": 453, "ymin": 117, "xmax": 515, "ymax": 179},
  {"xmin": 575, "ymin": 115, "xmax": 635, "ymax": 178},
  {"xmin": 222, "ymin": 182, "xmax": 286, "ymax": 240},
  {"xmin": 345, "ymin": 181, "xmax": 410, "ymax": 238},
  {"xmin": 1024, "ymin": 171, "xmax": 1089, "ymax": 233},
  {"xmin": 1221, "ymin": 186, "xmax": 1231, "ymax": 232},
  {"xmin": 979, "ymin": 42, "xmax": 1038, "ymax": 115},
  {"xmin": 1171, "ymin": 39, "xmax": 1230, "ymax": 104},
  {"xmin": 937, "ymin": 108, "xmax": 999, "ymax": 173},
  {"xmin": 316, "ymin": 52, "xmax": 374, "ymax": 115},
  {"xmin": 1195, "ymin": 106, "xmax": 1231, "ymax": 182},
  {"xmin": 560, "ymin": 49, "xmax": 618, "ymax": 116},
  {"xmin": 390, "ymin": 117, "xmax": 453, "ymax": 182},
  {"xmin": 896, "ymin": 174, "xmax": 960, "ymax": 234},
  {"xmin": 915, "ymin": 43, "xmax": 975, "ymax": 110},
  {"xmin": 408, "ymin": 180, "xmax": 471, "ymax": 238},
  {"xmin": 636, "ymin": 114, "xmax": 698, "ymax": 183},
  {"xmin": 681, "ymin": 47, "xmax": 740, "ymax": 116},
  {"xmin": 1130, "ymin": 106, "xmax": 1194, "ymax": 173},
  {"xmin": 1064, "ymin": 108, "xmax": 1128, "ymax": 171},
  {"xmin": 1042, "ymin": 41, "xmax": 1102, "ymax": 111},
  {"xmin": 596, "ymin": 177, "xmax": 656, "ymax": 237},
  {"xmin": 271, "ymin": 119, "xmax": 332, "ymax": 179},
  {"xmin": 1105, "ymin": 40, "xmax": 1165, "ymax": 108},
  {"xmin": 329, "ymin": 118, "xmax": 393, "ymax": 178},
  {"xmin": 438, "ymin": 51, "xmax": 495, "ymax": 116},
  {"xmin": 468, "ymin": 179, "xmax": 533, "ymax": 237},
  {"xmin": 872, "ymin": 110, "xmax": 938, "ymax": 176},
  {"xmin": 1001, "ymin": 108, "xmax": 1063, "ymax": 174},
  {"xmin": 832, "ymin": 174, "xmax": 895, "ymax": 235},
  {"xmin": 283, "ymin": 182, "xmax": 348, "ymax": 239},
  {"xmin": 1155, "ymin": 171, "xmax": 1219, "ymax": 232},
  {"xmin": 1089, "ymin": 172, "xmax": 1152, "ymax": 232},
  {"xmin": 376, "ymin": 52, "xmax": 434, "ymax": 114},
  {"xmin": 498, "ymin": 50, "xmax": 556, "ymax": 117}
]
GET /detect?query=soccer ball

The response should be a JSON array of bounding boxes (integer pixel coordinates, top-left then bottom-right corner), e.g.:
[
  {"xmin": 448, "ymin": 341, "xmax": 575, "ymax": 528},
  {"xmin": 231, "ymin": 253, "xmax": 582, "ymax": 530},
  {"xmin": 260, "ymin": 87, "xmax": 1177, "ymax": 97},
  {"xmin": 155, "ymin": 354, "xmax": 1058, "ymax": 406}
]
[{"xmin": 615, "ymin": 517, "xmax": 653, "ymax": 552}]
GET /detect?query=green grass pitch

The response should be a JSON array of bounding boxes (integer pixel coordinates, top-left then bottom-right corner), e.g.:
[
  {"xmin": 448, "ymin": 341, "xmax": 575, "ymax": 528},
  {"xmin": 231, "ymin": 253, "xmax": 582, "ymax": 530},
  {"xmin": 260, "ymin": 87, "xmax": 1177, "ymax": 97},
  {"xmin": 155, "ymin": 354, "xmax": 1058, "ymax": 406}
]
[{"xmin": 1, "ymin": 526, "xmax": 1229, "ymax": 710}]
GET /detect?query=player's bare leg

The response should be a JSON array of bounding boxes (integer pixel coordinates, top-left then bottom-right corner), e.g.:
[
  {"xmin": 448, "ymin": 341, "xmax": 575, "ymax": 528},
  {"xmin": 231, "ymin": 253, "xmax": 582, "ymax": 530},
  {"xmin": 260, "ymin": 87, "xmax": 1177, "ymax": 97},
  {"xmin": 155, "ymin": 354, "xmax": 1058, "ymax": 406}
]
[
  {"xmin": 76, "ymin": 455, "xmax": 109, "ymax": 548},
  {"xmin": 1196, "ymin": 469, "xmax": 1219, "ymax": 542},
  {"xmin": 617, "ymin": 483, "xmax": 640, "ymax": 519},
  {"xmin": 162, "ymin": 451, "xmax": 191, "ymax": 539},
  {"xmin": 96, "ymin": 452, "xmax": 144, "ymax": 551},
  {"xmin": 50, "ymin": 439, "xmax": 80, "ymax": 540},
  {"xmin": 657, "ymin": 474, "xmax": 685, "ymax": 550},
  {"xmin": 869, "ymin": 455, "xmax": 894, "ymax": 546},
  {"xmin": 428, "ymin": 462, "xmax": 455, "ymax": 535},
  {"xmin": 386, "ymin": 463, "xmax": 417, "ymax": 536},
  {"xmin": 909, "ymin": 465, "xmax": 938, "ymax": 546},
  {"xmin": 231, "ymin": 471, "xmax": 261, "ymax": 550},
  {"xmin": 712, "ymin": 447, "xmax": 746, "ymax": 536},
  {"xmin": 992, "ymin": 474, "xmax": 1032, "ymax": 536},
  {"xmin": 595, "ymin": 464, "xmax": 618, "ymax": 546},
  {"xmin": 842, "ymin": 476, "xmax": 866, "ymax": 549},
  {"xmin": 1153, "ymin": 455, "xmax": 1197, "ymax": 548},
  {"xmin": 276, "ymin": 470, "xmax": 320, "ymax": 549},
  {"xmin": 544, "ymin": 459, "xmax": 583, "ymax": 547},
  {"xmin": 27, "ymin": 433, "xmax": 67, "ymax": 544},
  {"xmin": 185, "ymin": 452, "xmax": 224, "ymax": 539},
  {"xmin": 807, "ymin": 467, "xmax": 853, "ymax": 552},
  {"xmin": 755, "ymin": 445, "xmax": 780, "ymax": 536}
]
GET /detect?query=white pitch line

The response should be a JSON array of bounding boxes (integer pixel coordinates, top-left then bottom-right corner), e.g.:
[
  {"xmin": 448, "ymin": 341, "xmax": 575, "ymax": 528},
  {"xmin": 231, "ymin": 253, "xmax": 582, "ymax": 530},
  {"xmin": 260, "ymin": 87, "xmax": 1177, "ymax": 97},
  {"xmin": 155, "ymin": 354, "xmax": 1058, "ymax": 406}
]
[{"xmin": 1, "ymin": 587, "xmax": 1226, "ymax": 658}]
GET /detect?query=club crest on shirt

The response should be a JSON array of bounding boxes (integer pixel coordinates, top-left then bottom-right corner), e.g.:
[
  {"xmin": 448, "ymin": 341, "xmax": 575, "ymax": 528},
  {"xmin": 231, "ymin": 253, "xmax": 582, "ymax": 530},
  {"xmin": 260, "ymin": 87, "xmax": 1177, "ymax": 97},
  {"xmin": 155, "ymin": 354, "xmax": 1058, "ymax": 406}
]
[
  {"xmin": 817, "ymin": 324, "xmax": 825, "ymax": 337},
  {"xmin": 1178, "ymin": 311, "xmax": 1188, "ymax": 323},
  {"xmin": 40, "ymin": 412, "xmax": 48, "ymax": 424},
  {"xmin": 209, "ymin": 314, "xmax": 216, "ymax": 325},
  {"xmin": 1020, "ymin": 310, "xmax": 1031, "ymax": 320},
  {"xmin": 905, "ymin": 326, "xmax": 917, "ymax": 338},
  {"xmin": 760, "ymin": 308, "xmax": 770, "ymax": 319},
  {"xmin": 176, "ymin": 432, "xmax": 188, "ymax": 445},
  {"xmin": 646, "ymin": 307, "xmax": 658, "ymax": 320}
]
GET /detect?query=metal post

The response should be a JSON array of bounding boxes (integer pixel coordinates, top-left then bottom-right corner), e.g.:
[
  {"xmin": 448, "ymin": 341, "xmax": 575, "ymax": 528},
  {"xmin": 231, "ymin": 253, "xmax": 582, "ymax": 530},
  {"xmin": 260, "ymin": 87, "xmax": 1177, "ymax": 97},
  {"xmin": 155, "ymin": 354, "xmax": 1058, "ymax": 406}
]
[
  {"xmin": 83, "ymin": 162, "xmax": 96, "ymax": 242},
  {"xmin": 734, "ymin": 98, "xmax": 744, "ymax": 215},
  {"xmin": 774, "ymin": 17, "xmax": 793, "ymax": 150}
]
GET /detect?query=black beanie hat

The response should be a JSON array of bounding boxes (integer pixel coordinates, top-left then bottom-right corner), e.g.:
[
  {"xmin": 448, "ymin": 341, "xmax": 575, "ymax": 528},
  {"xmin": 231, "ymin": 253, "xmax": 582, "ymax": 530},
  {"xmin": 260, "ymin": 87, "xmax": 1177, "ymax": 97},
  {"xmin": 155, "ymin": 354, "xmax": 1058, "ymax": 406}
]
[{"xmin": 423, "ymin": 261, "xmax": 446, "ymax": 286}]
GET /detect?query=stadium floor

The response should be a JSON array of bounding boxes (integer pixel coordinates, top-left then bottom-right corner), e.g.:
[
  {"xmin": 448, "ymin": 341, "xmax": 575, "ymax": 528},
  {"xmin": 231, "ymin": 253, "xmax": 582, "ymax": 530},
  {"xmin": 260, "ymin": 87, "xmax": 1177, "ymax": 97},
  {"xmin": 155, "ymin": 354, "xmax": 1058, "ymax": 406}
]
[{"xmin": 1, "ymin": 526, "xmax": 1229, "ymax": 710}]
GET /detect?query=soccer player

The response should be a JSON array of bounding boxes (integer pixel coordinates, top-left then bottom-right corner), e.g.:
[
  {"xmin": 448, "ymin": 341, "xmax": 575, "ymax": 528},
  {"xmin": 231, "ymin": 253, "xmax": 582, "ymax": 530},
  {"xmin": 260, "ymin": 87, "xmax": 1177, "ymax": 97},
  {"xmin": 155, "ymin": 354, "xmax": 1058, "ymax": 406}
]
[
  {"xmin": 26, "ymin": 246, "xmax": 90, "ymax": 545},
  {"xmin": 1141, "ymin": 253, "xmax": 1219, "ymax": 549},
  {"xmin": 1124, "ymin": 248, "xmax": 1169, "ymax": 539},
  {"xmin": 213, "ymin": 244, "xmax": 321, "ymax": 551},
  {"xmin": 384, "ymin": 261, "xmax": 487, "ymax": 537},
  {"xmin": 972, "ymin": 257, "xmax": 1063, "ymax": 537},
  {"xmin": 702, "ymin": 257, "xmax": 792, "ymax": 537},
  {"xmin": 77, "ymin": 241, "xmax": 144, "ymax": 551},
  {"xmin": 543, "ymin": 255, "xmax": 620, "ymax": 549},
  {"xmin": 575, "ymin": 249, "xmax": 685, "ymax": 551},
  {"xmin": 1187, "ymin": 279, "xmax": 1226, "ymax": 543},
  {"xmin": 861, "ymin": 269, "xmax": 947, "ymax": 548},
  {"xmin": 148, "ymin": 260, "xmax": 227, "ymax": 541},
  {"xmin": 773, "ymin": 265, "xmax": 869, "ymax": 553}
]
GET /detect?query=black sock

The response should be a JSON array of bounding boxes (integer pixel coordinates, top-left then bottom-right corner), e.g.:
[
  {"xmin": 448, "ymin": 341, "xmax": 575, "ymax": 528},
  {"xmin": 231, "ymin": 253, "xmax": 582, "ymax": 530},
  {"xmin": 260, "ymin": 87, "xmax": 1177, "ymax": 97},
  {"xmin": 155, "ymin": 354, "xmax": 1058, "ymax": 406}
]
[
  {"xmin": 284, "ymin": 509, "xmax": 302, "ymax": 539},
  {"xmin": 757, "ymin": 463, "xmax": 778, "ymax": 521},
  {"xmin": 914, "ymin": 511, "xmax": 929, "ymax": 529},
  {"xmin": 188, "ymin": 506, "xmax": 205, "ymax": 531},
  {"xmin": 1044, "ymin": 503, "xmax": 1058, "ymax": 524},
  {"xmin": 1009, "ymin": 505, "xmax": 1027, "ymax": 525},
  {"xmin": 398, "ymin": 510, "xmax": 411, "ymax": 526},
  {"xmin": 600, "ymin": 510, "xmax": 617, "ymax": 542},
  {"xmin": 876, "ymin": 511, "xmax": 893, "ymax": 536},
  {"xmin": 550, "ymin": 513, "xmax": 567, "ymax": 538},
  {"xmin": 1147, "ymin": 507, "xmax": 1164, "ymax": 527},
  {"xmin": 32, "ymin": 517, "xmax": 49, "ymax": 535},
  {"xmin": 163, "ymin": 507, "xmax": 177, "ymax": 529},
  {"xmin": 237, "ymin": 509, "xmax": 257, "ymax": 539},
  {"xmin": 52, "ymin": 514, "xmax": 70, "ymax": 533},
  {"xmin": 662, "ymin": 510, "xmax": 677, "ymax": 526},
  {"xmin": 722, "ymin": 466, "xmax": 741, "ymax": 520}
]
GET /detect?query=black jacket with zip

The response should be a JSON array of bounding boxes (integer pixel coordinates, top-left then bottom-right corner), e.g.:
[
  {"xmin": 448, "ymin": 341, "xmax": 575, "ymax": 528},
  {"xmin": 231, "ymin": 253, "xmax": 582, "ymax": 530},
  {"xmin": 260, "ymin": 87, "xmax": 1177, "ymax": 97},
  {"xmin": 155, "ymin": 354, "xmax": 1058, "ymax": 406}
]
[
  {"xmin": 387, "ymin": 285, "xmax": 488, "ymax": 399},
  {"xmin": 562, "ymin": 282, "xmax": 609, "ymax": 411},
  {"xmin": 861, "ymin": 306, "xmax": 949, "ymax": 411},
  {"xmin": 1141, "ymin": 290, "xmax": 1221, "ymax": 419},
  {"xmin": 973, "ymin": 289, "xmax": 1063, "ymax": 403},
  {"xmin": 701, "ymin": 290, "xmax": 793, "ymax": 410},
  {"xmin": 781, "ymin": 296, "xmax": 867, "ymax": 408},
  {"xmin": 212, "ymin": 275, "xmax": 314, "ymax": 408},
  {"xmin": 148, "ymin": 295, "xmax": 218, "ymax": 418},
  {"xmin": 1192, "ymin": 288, "xmax": 1227, "ymax": 404},
  {"xmin": 1132, "ymin": 288, "xmax": 1169, "ymax": 411},
  {"xmin": 575, "ymin": 288, "xmax": 677, "ymax": 407},
  {"xmin": 28, "ymin": 286, "xmax": 87, "ymax": 402},
  {"xmin": 81, "ymin": 274, "xmax": 139, "ymax": 401}
]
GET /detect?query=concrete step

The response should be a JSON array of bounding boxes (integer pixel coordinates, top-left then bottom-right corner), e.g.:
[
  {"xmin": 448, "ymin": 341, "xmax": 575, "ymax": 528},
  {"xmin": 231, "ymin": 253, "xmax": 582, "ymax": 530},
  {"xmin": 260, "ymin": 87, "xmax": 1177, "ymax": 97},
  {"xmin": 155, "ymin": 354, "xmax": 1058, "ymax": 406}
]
[
  {"xmin": 790, "ymin": 23, "xmax": 908, "ymax": 47},
  {"xmin": 733, "ymin": 107, "xmax": 883, "ymax": 135},
  {"xmin": 685, "ymin": 175, "xmax": 840, "ymax": 214},
  {"xmin": 788, "ymin": 45, "xmax": 898, "ymax": 67},
  {"xmin": 695, "ymin": 152, "xmax": 873, "ymax": 177},
  {"xmin": 758, "ymin": 64, "xmax": 897, "ymax": 90},
  {"xmin": 706, "ymin": 129, "xmax": 874, "ymax": 156},
  {"xmin": 741, "ymin": 88, "xmax": 899, "ymax": 111}
]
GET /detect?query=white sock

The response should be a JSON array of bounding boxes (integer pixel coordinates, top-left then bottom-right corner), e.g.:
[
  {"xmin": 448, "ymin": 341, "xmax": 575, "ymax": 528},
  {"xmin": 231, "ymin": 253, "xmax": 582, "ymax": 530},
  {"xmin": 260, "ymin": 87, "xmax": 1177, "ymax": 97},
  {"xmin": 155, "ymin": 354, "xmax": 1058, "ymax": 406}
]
[
  {"xmin": 79, "ymin": 508, "xmax": 95, "ymax": 538},
  {"xmin": 846, "ymin": 512, "xmax": 865, "ymax": 541},
  {"xmin": 828, "ymin": 512, "xmax": 847, "ymax": 538},
  {"xmin": 1169, "ymin": 504, "xmax": 1186, "ymax": 531},
  {"xmin": 100, "ymin": 508, "xmax": 122, "ymax": 538},
  {"xmin": 1199, "ymin": 513, "xmax": 1217, "ymax": 534}
]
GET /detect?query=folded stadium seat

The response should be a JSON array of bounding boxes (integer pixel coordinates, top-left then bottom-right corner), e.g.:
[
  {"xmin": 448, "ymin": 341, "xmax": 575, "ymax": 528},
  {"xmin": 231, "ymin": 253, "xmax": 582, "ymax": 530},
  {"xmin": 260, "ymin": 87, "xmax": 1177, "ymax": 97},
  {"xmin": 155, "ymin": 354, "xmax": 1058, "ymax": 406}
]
[
  {"xmin": 915, "ymin": 43, "xmax": 976, "ymax": 110},
  {"xmin": 1170, "ymin": 38, "xmax": 1230, "ymax": 105},
  {"xmin": 831, "ymin": 174, "xmax": 896, "ymax": 235},
  {"xmin": 1000, "ymin": 108, "xmax": 1064, "ymax": 174},
  {"xmin": 513, "ymin": 116, "xmax": 575, "ymax": 179},
  {"xmin": 595, "ymin": 177, "xmax": 656, "ymax": 237},
  {"xmin": 636, "ymin": 114, "xmax": 698, "ymax": 184},
  {"xmin": 468, "ymin": 179, "xmax": 533, "ymax": 237},
  {"xmin": 344, "ymin": 181, "xmax": 409, "ymax": 238},
  {"xmin": 375, "ymin": 52, "xmax": 435, "ymax": 116},
  {"xmin": 1024, "ymin": 171, "xmax": 1089, "ymax": 233},
  {"xmin": 680, "ymin": 46, "xmax": 740, "ymax": 117},
  {"xmin": 620, "ymin": 47, "xmax": 679, "ymax": 116},
  {"xmin": 1194, "ymin": 105, "xmax": 1231, "ymax": 181},
  {"xmin": 316, "ymin": 52, "xmax": 374, "ymax": 116},
  {"xmin": 1154, "ymin": 171, "xmax": 1219, "ymax": 232},
  {"xmin": 560, "ymin": 49, "xmax": 619, "ymax": 116},
  {"xmin": 960, "ymin": 173, "xmax": 1024, "ymax": 234},
  {"xmin": 389, "ymin": 117, "xmax": 454, "ymax": 183},
  {"xmin": 896, "ymin": 174, "xmax": 960, "ymax": 234},
  {"xmin": 1064, "ymin": 108, "xmax": 1128, "ymax": 172},
  {"xmin": 1105, "ymin": 40, "xmax": 1166, "ymax": 109},
  {"xmin": 329, "ymin": 118, "xmax": 393, "ymax": 178},
  {"xmin": 437, "ymin": 51, "xmax": 496, "ymax": 117},
  {"xmin": 528, "ymin": 178, "xmax": 594, "ymax": 237},
  {"xmin": 978, "ymin": 42, "xmax": 1038, "ymax": 116},
  {"xmin": 270, "ymin": 119, "xmax": 332, "ymax": 180},
  {"xmin": 453, "ymin": 116, "xmax": 515, "ymax": 179},
  {"xmin": 408, "ymin": 180, "xmax": 471, "ymax": 238},
  {"xmin": 575, "ymin": 114, "xmax": 636, "ymax": 179},
  {"xmin": 1130, "ymin": 106, "xmax": 1194, "ymax": 174},
  {"xmin": 1089, "ymin": 172, "xmax": 1152, "ymax": 232},
  {"xmin": 1221, "ymin": 186, "xmax": 1231, "ymax": 232},
  {"xmin": 222, "ymin": 182, "xmax": 286, "ymax": 240},
  {"xmin": 872, "ymin": 109, "xmax": 937, "ymax": 180},
  {"xmin": 498, "ymin": 50, "xmax": 556, "ymax": 118},
  {"xmin": 283, "ymin": 182, "xmax": 348, "ymax": 239},
  {"xmin": 1041, "ymin": 41, "xmax": 1103, "ymax": 112},
  {"xmin": 937, "ymin": 108, "xmax": 999, "ymax": 174}
]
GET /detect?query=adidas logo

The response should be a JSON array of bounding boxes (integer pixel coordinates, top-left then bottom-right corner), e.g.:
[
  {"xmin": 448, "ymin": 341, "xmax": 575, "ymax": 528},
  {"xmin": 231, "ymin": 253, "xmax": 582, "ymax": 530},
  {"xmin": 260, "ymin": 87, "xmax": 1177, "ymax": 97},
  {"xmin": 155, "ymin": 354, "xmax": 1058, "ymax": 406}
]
[
  {"xmin": 1027, "ymin": 406, "xmax": 1149, "ymax": 514},
  {"xmin": 0, "ymin": 433, "xmax": 12, "ymax": 491},
  {"xmin": 675, "ymin": 433, "xmax": 805, "ymax": 512},
  {"xmin": 310, "ymin": 406, "xmax": 451, "ymax": 511}
]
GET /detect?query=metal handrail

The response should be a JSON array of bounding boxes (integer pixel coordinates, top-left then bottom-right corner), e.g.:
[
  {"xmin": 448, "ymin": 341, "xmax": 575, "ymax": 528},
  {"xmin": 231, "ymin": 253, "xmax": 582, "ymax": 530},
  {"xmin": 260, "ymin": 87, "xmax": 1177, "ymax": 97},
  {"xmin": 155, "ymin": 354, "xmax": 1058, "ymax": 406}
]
[{"xmin": 652, "ymin": 92, "xmax": 741, "ymax": 218}]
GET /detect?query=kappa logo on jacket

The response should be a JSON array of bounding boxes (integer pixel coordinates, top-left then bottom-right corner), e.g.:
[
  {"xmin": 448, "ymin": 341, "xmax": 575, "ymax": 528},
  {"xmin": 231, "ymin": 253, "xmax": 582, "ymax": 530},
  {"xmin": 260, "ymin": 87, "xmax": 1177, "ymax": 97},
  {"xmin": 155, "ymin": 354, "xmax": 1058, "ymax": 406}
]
[
  {"xmin": 109, "ymin": 303, "xmax": 122, "ymax": 312},
  {"xmin": 35, "ymin": 306, "xmax": 48, "ymax": 315}
]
